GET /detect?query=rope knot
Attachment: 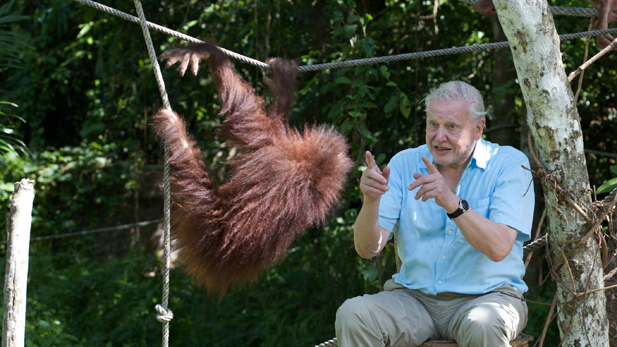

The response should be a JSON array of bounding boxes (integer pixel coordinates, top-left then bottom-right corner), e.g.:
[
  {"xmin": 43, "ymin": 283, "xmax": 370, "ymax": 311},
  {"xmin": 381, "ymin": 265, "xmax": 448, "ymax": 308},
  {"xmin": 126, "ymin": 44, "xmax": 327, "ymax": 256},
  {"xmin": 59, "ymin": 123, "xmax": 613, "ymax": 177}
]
[{"xmin": 155, "ymin": 304, "xmax": 174, "ymax": 322}]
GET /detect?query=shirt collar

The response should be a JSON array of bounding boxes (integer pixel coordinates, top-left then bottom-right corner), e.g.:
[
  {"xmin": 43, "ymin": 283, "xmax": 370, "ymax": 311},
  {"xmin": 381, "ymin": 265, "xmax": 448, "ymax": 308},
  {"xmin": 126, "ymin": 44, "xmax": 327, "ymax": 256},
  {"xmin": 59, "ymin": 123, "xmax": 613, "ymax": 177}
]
[{"xmin": 470, "ymin": 137, "xmax": 490, "ymax": 170}]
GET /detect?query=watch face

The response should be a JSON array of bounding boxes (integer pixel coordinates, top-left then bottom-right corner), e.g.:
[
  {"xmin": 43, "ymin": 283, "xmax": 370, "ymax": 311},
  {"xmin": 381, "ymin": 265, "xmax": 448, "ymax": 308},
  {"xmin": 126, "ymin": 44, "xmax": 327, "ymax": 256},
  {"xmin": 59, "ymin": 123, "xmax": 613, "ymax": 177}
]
[{"xmin": 461, "ymin": 199, "xmax": 469, "ymax": 210}]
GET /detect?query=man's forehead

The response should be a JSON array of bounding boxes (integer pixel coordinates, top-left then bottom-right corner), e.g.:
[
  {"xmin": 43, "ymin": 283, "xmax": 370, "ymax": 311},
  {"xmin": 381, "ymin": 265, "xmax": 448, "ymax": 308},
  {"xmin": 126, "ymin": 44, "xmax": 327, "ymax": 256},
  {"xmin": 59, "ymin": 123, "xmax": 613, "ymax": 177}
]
[
  {"xmin": 426, "ymin": 100, "xmax": 471, "ymax": 120},
  {"xmin": 428, "ymin": 98, "xmax": 468, "ymax": 110}
]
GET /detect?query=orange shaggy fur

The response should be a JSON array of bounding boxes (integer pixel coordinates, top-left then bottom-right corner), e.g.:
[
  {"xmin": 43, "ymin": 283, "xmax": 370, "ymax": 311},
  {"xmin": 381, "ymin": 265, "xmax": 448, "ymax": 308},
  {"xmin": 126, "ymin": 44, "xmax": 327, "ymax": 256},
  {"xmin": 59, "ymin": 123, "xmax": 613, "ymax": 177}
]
[{"xmin": 151, "ymin": 43, "xmax": 353, "ymax": 296}]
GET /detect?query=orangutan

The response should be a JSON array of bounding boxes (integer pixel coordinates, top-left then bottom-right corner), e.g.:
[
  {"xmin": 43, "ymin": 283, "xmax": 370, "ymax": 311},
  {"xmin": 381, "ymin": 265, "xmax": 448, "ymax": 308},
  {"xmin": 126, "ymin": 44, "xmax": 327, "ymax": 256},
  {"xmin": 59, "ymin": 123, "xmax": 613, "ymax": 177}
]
[{"xmin": 151, "ymin": 42, "xmax": 353, "ymax": 296}]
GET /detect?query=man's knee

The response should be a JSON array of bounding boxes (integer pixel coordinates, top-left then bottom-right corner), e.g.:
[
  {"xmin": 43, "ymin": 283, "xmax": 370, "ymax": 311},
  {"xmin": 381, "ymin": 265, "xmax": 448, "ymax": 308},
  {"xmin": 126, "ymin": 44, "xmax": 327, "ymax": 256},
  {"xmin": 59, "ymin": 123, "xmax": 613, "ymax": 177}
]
[
  {"xmin": 335, "ymin": 296, "xmax": 375, "ymax": 330},
  {"xmin": 335, "ymin": 295, "xmax": 388, "ymax": 347},
  {"xmin": 454, "ymin": 306, "xmax": 512, "ymax": 347}
]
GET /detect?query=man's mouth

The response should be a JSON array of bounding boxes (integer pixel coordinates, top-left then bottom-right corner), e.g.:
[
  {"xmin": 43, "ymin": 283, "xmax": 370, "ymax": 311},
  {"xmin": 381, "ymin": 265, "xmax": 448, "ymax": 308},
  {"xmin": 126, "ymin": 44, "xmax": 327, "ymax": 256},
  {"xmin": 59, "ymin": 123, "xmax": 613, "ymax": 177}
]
[{"xmin": 435, "ymin": 146, "xmax": 451, "ymax": 153}]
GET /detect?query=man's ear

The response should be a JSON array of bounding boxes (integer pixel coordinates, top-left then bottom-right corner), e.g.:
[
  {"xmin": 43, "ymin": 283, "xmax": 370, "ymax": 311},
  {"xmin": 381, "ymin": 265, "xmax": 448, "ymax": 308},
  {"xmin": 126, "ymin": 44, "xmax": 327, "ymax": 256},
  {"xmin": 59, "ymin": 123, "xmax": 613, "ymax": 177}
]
[{"xmin": 475, "ymin": 118, "xmax": 486, "ymax": 140}]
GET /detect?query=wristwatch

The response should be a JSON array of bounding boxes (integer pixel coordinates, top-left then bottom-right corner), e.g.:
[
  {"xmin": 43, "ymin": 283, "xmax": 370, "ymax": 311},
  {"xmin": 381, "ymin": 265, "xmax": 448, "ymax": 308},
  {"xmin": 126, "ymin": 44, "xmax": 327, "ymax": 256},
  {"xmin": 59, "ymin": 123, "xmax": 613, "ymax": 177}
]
[{"xmin": 447, "ymin": 199, "xmax": 469, "ymax": 219}]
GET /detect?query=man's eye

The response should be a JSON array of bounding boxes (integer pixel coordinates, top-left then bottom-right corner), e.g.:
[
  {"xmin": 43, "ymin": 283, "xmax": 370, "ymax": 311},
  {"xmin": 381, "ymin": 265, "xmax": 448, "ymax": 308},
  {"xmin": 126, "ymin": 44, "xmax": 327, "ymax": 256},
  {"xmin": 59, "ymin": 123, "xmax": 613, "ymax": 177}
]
[
  {"xmin": 430, "ymin": 122, "xmax": 437, "ymax": 127},
  {"xmin": 449, "ymin": 124, "xmax": 456, "ymax": 129}
]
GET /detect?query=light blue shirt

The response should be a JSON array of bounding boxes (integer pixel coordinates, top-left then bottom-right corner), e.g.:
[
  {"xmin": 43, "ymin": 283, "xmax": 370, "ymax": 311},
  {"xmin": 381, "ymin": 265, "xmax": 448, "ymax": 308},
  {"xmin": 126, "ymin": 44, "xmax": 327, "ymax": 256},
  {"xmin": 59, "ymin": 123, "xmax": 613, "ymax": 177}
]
[{"xmin": 379, "ymin": 138, "xmax": 534, "ymax": 295}]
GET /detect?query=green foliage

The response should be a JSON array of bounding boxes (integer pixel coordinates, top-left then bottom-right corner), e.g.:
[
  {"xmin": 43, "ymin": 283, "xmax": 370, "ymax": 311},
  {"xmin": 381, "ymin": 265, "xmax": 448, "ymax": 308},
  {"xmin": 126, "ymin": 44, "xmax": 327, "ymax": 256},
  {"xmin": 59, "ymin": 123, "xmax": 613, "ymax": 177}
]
[
  {"xmin": 0, "ymin": 218, "xmax": 396, "ymax": 346},
  {"xmin": 24, "ymin": 304, "xmax": 82, "ymax": 347},
  {"xmin": 0, "ymin": 101, "xmax": 28, "ymax": 156},
  {"xmin": 0, "ymin": 0, "xmax": 31, "ymax": 156},
  {"xmin": 0, "ymin": 141, "xmax": 138, "ymax": 250},
  {"xmin": 0, "ymin": 0, "xmax": 614, "ymax": 345},
  {"xmin": 523, "ymin": 282, "xmax": 560, "ymax": 344},
  {"xmin": 597, "ymin": 165, "xmax": 617, "ymax": 194},
  {"xmin": 0, "ymin": 0, "xmax": 30, "ymax": 71}
]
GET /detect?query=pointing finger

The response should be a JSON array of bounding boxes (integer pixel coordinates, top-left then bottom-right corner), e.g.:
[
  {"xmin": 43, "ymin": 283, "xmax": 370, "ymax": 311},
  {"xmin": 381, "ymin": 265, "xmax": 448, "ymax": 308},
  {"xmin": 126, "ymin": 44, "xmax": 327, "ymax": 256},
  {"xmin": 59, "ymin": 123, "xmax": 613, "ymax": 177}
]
[
  {"xmin": 365, "ymin": 151, "xmax": 377, "ymax": 170},
  {"xmin": 422, "ymin": 155, "xmax": 439, "ymax": 174}
]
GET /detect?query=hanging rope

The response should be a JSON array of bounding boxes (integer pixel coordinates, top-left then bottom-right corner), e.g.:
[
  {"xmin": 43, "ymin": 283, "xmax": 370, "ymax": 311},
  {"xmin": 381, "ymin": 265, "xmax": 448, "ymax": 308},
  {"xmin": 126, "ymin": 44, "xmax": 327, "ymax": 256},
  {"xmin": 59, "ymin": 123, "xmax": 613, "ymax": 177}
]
[
  {"xmin": 130, "ymin": 0, "xmax": 173, "ymax": 346},
  {"xmin": 73, "ymin": 0, "xmax": 617, "ymax": 72}
]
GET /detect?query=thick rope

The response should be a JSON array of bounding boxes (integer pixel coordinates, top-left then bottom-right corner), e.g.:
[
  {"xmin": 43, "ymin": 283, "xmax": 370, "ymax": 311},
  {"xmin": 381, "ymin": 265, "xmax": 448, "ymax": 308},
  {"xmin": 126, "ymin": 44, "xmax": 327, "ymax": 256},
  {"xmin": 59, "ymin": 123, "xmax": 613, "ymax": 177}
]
[
  {"xmin": 314, "ymin": 338, "xmax": 338, "ymax": 347},
  {"xmin": 73, "ymin": 0, "xmax": 270, "ymax": 70},
  {"xmin": 73, "ymin": 0, "xmax": 617, "ymax": 72},
  {"xmin": 155, "ymin": 303, "xmax": 174, "ymax": 322},
  {"xmin": 130, "ymin": 0, "xmax": 173, "ymax": 346},
  {"xmin": 299, "ymin": 28, "xmax": 617, "ymax": 71},
  {"xmin": 157, "ymin": 146, "xmax": 173, "ymax": 342},
  {"xmin": 524, "ymin": 235, "xmax": 547, "ymax": 255},
  {"xmin": 561, "ymin": 27, "xmax": 617, "ymax": 41},
  {"xmin": 458, "ymin": 0, "xmax": 603, "ymax": 17},
  {"xmin": 132, "ymin": 0, "xmax": 170, "ymax": 110}
]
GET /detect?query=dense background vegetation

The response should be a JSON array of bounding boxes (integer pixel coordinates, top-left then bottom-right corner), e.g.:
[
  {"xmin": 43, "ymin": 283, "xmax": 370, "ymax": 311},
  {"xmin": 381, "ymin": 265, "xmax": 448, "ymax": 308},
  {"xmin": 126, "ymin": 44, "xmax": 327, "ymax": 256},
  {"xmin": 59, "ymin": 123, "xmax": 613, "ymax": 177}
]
[{"xmin": 1, "ymin": 0, "xmax": 615, "ymax": 345}]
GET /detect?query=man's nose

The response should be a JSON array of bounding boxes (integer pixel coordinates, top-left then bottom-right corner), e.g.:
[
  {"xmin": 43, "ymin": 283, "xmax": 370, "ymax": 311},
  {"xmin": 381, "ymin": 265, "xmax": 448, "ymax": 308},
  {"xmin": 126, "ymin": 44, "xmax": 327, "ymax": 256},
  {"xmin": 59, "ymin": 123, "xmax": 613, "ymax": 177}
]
[{"xmin": 436, "ymin": 127, "xmax": 447, "ymax": 142}]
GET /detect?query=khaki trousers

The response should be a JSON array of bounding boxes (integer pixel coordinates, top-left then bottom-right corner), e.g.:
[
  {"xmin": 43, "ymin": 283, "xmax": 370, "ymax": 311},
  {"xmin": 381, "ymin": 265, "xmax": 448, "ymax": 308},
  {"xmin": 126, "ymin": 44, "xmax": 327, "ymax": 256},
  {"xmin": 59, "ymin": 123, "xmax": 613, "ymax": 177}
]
[{"xmin": 335, "ymin": 279, "xmax": 527, "ymax": 347}]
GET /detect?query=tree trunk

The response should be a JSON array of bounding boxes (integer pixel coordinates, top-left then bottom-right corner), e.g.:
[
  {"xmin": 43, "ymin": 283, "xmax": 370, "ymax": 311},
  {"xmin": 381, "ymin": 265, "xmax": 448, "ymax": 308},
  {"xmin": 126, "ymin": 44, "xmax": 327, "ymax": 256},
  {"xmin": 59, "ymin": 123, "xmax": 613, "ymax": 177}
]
[
  {"xmin": 492, "ymin": 0, "xmax": 609, "ymax": 346},
  {"xmin": 607, "ymin": 224, "xmax": 617, "ymax": 346},
  {"xmin": 2, "ymin": 179, "xmax": 35, "ymax": 347}
]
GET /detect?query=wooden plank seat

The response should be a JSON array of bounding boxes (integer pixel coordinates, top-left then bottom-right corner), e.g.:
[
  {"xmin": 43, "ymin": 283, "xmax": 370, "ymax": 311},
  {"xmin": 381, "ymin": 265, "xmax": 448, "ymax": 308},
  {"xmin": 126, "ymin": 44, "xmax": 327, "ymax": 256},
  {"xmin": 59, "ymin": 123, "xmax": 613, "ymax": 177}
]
[{"xmin": 418, "ymin": 333, "xmax": 533, "ymax": 347}]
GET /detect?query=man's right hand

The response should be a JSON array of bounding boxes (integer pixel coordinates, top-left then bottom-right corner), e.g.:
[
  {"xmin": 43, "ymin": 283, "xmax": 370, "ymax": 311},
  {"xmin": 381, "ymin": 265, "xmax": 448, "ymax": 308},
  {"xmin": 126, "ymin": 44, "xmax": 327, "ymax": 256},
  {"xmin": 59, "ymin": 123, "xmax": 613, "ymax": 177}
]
[{"xmin": 359, "ymin": 151, "xmax": 391, "ymax": 202}]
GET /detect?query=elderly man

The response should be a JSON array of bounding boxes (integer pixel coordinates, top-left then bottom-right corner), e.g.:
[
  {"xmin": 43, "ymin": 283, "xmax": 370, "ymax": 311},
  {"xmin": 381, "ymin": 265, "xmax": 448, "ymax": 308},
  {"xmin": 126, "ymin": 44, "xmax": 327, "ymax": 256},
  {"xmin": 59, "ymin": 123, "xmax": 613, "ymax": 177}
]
[{"xmin": 336, "ymin": 81, "xmax": 535, "ymax": 347}]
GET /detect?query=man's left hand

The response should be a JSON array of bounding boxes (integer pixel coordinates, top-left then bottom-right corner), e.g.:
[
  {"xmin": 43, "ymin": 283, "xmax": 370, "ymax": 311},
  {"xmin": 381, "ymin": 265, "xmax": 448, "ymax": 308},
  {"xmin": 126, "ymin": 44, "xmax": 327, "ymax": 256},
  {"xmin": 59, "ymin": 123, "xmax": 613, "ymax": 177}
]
[{"xmin": 408, "ymin": 155, "xmax": 459, "ymax": 213}]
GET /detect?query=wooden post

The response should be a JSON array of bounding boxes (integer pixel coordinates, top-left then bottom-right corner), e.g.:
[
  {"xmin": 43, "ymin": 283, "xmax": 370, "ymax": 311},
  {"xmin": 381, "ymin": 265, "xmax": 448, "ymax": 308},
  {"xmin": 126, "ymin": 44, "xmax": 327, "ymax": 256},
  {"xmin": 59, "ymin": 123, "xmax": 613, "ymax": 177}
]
[{"xmin": 2, "ymin": 179, "xmax": 35, "ymax": 347}]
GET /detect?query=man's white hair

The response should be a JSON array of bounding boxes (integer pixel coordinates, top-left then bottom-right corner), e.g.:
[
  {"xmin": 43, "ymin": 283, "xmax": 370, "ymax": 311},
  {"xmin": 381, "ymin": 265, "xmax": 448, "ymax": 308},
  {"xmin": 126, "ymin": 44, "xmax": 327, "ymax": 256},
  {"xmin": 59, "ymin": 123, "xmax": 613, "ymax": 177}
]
[{"xmin": 424, "ymin": 81, "xmax": 487, "ymax": 122}]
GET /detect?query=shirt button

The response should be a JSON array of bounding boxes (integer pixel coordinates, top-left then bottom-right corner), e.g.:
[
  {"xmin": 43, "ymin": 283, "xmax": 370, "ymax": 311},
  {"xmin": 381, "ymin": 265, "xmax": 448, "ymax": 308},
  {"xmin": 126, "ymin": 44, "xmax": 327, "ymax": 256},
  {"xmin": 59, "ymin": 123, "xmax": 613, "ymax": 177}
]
[
  {"xmin": 437, "ymin": 280, "xmax": 442, "ymax": 284},
  {"xmin": 448, "ymin": 230, "xmax": 453, "ymax": 235},
  {"xmin": 441, "ymin": 255, "xmax": 446, "ymax": 259}
]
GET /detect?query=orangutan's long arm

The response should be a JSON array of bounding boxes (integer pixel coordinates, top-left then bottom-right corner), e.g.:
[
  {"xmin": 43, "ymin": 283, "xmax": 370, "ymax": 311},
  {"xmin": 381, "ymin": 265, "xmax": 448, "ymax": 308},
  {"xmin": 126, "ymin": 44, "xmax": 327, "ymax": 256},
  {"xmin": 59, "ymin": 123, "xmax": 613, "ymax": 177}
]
[
  {"xmin": 161, "ymin": 43, "xmax": 271, "ymax": 149},
  {"xmin": 590, "ymin": 0, "xmax": 617, "ymax": 49}
]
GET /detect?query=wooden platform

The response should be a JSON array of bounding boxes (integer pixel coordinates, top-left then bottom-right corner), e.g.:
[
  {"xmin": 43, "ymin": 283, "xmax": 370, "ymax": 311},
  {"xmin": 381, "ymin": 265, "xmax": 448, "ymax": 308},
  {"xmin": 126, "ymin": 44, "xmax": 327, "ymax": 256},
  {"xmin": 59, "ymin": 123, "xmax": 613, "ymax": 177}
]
[{"xmin": 419, "ymin": 333, "xmax": 533, "ymax": 347}]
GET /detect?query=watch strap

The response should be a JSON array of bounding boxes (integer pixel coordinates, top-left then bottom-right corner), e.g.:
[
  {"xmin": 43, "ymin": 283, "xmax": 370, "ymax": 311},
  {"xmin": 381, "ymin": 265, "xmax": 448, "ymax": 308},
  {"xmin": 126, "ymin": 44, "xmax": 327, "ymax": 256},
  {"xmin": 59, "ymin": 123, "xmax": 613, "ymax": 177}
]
[{"xmin": 447, "ymin": 199, "xmax": 468, "ymax": 219}]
